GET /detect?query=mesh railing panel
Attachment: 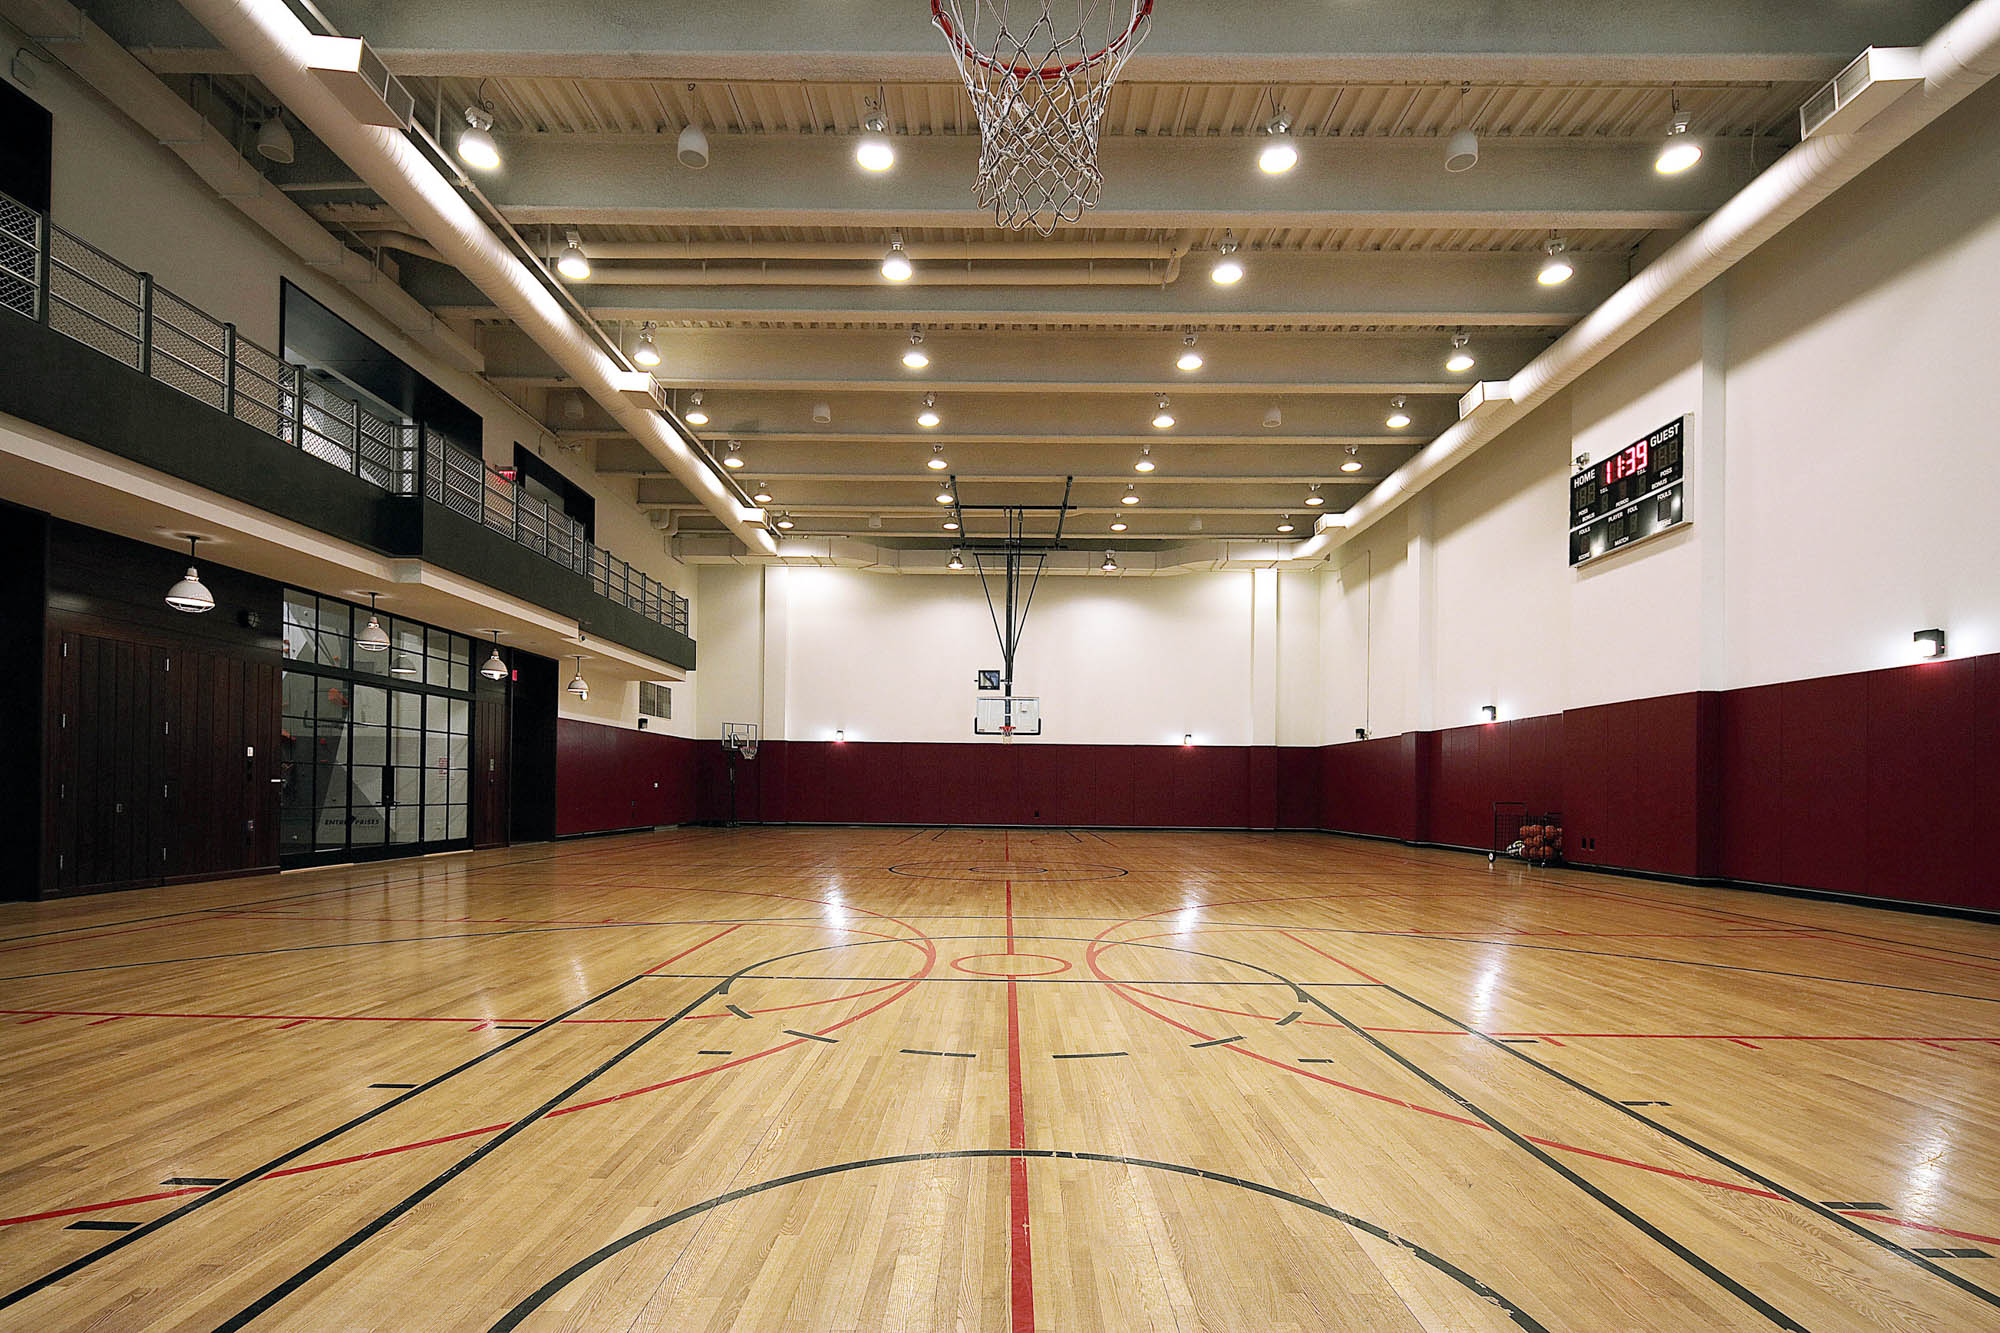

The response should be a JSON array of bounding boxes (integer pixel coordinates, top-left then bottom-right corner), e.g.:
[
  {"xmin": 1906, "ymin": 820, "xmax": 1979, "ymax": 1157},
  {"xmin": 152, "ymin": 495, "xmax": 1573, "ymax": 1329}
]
[
  {"xmin": 232, "ymin": 335, "xmax": 292, "ymax": 438},
  {"xmin": 148, "ymin": 285, "xmax": 228, "ymax": 410},
  {"xmin": 0, "ymin": 195, "xmax": 37, "ymax": 319},
  {"xmin": 300, "ymin": 378, "xmax": 358, "ymax": 472},
  {"xmin": 47, "ymin": 230, "xmax": 143, "ymax": 367}
]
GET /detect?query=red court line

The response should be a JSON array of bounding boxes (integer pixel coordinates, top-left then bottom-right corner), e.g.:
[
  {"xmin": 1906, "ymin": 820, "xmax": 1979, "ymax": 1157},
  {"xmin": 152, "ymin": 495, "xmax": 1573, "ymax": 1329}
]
[
  {"xmin": 1279, "ymin": 929, "xmax": 1384, "ymax": 983},
  {"xmin": 1082, "ymin": 906, "xmax": 2000, "ymax": 1252},
  {"xmin": 645, "ymin": 924, "xmax": 743, "ymax": 973},
  {"xmin": 1004, "ymin": 860, "xmax": 1036, "ymax": 1333}
]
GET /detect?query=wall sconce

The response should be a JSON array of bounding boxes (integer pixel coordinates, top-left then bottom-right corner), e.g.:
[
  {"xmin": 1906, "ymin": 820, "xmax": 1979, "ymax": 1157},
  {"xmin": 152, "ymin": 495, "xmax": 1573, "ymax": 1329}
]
[
  {"xmin": 1481, "ymin": 704, "xmax": 1499, "ymax": 722},
  {"xmin": 1182, "ymin": 733, "xmax": 1194, "ymax": 747},
  {"xmin": 1354, "ymin": 727, "xmax": 1369, "ymax": 740},
  {"xmin": 835, "ymin": 728, "xmax": 846, "ymax": 743},
  {"xmin": 1914, "ymin": 628, "xmax": 1947, "ymax": 658}
]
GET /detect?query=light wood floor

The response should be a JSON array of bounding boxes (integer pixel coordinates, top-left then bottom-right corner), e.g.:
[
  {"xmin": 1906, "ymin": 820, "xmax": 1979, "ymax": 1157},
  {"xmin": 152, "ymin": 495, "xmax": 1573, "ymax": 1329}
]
[{"xmin": 2, "ymin": 828, "xmax": 1999, "ymax": 1330}]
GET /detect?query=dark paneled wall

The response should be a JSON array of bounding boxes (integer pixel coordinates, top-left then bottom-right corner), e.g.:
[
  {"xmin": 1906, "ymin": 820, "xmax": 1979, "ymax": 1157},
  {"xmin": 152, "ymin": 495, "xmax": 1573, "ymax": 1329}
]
[
  {"xmin": 0, "ymin": 505, "xmax": 49, "ymax": 899},
  {"xmin": 36, "ymin": 521, "xmax": 286, "ymax": 897}
]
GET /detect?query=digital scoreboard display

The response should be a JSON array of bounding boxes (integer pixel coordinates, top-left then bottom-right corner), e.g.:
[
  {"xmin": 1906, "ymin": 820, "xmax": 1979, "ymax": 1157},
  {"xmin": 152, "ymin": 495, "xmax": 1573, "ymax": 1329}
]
[{"xmin": 1569, "ymin": 416, "xmax": 1687, "ymax": 566}]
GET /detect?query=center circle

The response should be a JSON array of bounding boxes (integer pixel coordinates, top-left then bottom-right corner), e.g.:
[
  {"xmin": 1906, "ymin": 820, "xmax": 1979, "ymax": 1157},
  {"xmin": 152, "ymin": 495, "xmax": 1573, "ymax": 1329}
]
[{"xmin": 951, "ymin": 952, "xmax": 1072, "ymax": 977}]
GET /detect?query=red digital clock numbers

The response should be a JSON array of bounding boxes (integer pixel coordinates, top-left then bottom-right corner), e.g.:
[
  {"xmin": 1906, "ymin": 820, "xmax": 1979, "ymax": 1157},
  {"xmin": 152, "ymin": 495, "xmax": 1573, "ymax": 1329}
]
[{"xmin": 1601, "ymin": 439, "xmax": 1649, "ymax": 486}]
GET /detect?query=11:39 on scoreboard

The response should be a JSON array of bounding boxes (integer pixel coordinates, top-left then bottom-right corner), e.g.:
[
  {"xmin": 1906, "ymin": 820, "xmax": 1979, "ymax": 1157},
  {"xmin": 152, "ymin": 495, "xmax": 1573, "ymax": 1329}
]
[{"xmin": 1569, "ymin": 416, "xmax": 1688, "ymax": 566}]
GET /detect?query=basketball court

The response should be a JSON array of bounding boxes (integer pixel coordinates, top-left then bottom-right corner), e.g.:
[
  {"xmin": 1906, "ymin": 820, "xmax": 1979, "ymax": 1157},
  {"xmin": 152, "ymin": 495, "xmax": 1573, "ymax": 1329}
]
[{"xmin": 2, "ymin": 0, "xmax": 1999, "ymax": 1327}]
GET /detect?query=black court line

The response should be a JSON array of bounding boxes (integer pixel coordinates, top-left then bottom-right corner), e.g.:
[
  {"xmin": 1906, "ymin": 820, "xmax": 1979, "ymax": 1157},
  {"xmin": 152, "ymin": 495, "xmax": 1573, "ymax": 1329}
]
[
  {"xmin": 782, "ymin": 1029, "xmax": 837, "ymax": 1044},
  {"xmin": 1619, "ymin": 1101, "xmax": 1671, "ymax": 1108},
  {"xmin": 368, "ymin": 1083, "xmax": 418, "ymax": 1091},
  {"xmin": 487, "ymin": 1147, "xmax": 1546, "ymax": 1332},
  {"xmin": 65, "ymin": 1220, "xmax": 138, "ymax": 1232},
  {"xmin": 1916, "ymin": 1248, "xmax": 1993, "ymax": 1259},
  {"xmin": 492, "ymin": 1024, "xmax": 535, "ymax": 1031},
  {"xmin": 162, "ymin": 1177, "xmax": 228, "ymax": 1187},
  {"xmin": 725, "ymin": 1004, "xmax": 752, "ymax": 1020},
  {"xmin": 1271, "ymin": 981, "xmax": 1811, "ymax": 1329},
  {"xmin": 0, "ymin": 934, "xmax": 770, "ymax": 1315},
  {"xmin": 1499, "ymin": 1037, "xmax": 1539, "ymax": 1044},
  {"xmin": 1822, "ymin": 1201, "xmax": 1890, "ymax": 1211},
  {"xmin": 1297, "ymin": 1057, "xmax": 1338, "ymax": 1064},
  {"xmin": 1276, "ymin": 1010, "xmax": 1302, "ymax": 1026},
  {"xmin": 1190, "ymin": 1035, "xmax": 1244, "ymax": 1048},
  {"xmin": 0, "ymin": 920, "xmax": 709, "ymax": 984},
  {"xmin": 1345, "ymin": 977, "xmax": 2000, "ymax": 1312},
  {"xmin": 696, "ymin": 1050, "xmax": 733, "ymax": 1056},
  {"xmin": 900, "ymin": 1048, "xmax": 977, "ymax": 1059},
  {"xmin": 201, "ymin": 935, "xmax": 943, "ymax": 1329},
  {"xmin": 0, "ymin": 841, "xmax": 629, "ymax": 948},
  {"xmin": 1052, "ymin": 1050, "xmax": 1128, "ymax": 1060}
]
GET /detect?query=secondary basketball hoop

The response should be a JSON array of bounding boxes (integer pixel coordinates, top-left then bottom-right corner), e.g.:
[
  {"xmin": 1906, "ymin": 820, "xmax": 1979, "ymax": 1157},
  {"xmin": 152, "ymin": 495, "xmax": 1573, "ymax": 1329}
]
[{"xmin": 931, "ymin": 0, "xmax": 1155, "ymax": 233}]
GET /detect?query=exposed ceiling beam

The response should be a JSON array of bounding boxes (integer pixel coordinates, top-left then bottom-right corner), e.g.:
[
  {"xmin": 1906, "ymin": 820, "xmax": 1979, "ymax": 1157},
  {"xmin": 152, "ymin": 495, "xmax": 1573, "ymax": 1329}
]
[
  {"xmin": 312, "ymin": 134, "xmax": 1761, "ymax": 233},
  {"xmin": 406, "ymin": 250, "xmax": 1630, "ymax": 328},
  {"xmin": 614, "ymin": 472, "xmax": 1377, "ymax": 487},
  {"xmin": 478, "ymin": 326, "xmax": 1556, "ymax": 395},
  {"xmin": 105, "ymin": 0, "xmax": 1967, "ymax": 82}
]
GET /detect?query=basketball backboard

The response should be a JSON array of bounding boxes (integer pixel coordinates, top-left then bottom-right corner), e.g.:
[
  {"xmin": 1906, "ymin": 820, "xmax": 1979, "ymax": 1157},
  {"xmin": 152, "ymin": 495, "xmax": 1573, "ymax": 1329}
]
[{"xmin": 974, "ymin": 695, "xmax": 1041, "ymax": 737}]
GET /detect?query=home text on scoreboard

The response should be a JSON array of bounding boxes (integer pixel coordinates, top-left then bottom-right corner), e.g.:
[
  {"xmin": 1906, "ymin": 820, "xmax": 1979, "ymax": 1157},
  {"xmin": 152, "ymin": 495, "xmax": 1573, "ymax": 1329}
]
[{"xmin": 1569, "ymin": 416, "xmax": 1688, "ymax": 566}]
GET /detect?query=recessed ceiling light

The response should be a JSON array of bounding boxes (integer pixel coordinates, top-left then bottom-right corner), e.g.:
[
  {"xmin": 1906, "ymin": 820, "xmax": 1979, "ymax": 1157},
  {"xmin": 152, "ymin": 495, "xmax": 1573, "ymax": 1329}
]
[
  {"xmin": 903, "ymin": 326, "xmax": 929, "ymax": 369},
  {"xmin": 881, "ymin": 233, "xmax": 914, "ymax": 282},
  {"xmin": 1538, "ymin": 235, "xmax": 1573, "ymax": 286},
  {"xmin": 1656, "ymin": 99, "xmax": 1702, "ymax": 175},
  {"xmin": 1110, "ymin": 520, "xmax": 1128, "ymax": 532},
  {"xmin": 684, "ymin": 390, "xmax": 708, "ymax": 426},
  {"xmin": 556, "ymin": 228, "xmax": 590, "ymax": 281},
  {"xmin": 1211, "ymin": 231, "xmax": 1244, "ymax": 285},
  {"xmin": 457, "ymin": 103, "xmax": 500, "ymax": 170},
  {"xmin": 856, "ymin": 110, "xmax": 895, "ymax": 171},
  {"xmin": 1151, "ymin": 395, "xmax": 1175, "ymax": 429},
  {"xmin": 1258, "ymin": 116, "xmax": 1298, "ymax": 174},
  {"xmin": 1177, "ymin": 330, "xmax": 1203, "ymax": 371},
  {"xmin": 634, "ymin": 321, "xmax": 661, "ymax": 368},
  {"xmin": 1445, "ymin": 332, "xmax": 1474, "ymax": 374},
  {"xmin": 1386, "ymin": 396, "xmax": 1412, "ymax": 430}
]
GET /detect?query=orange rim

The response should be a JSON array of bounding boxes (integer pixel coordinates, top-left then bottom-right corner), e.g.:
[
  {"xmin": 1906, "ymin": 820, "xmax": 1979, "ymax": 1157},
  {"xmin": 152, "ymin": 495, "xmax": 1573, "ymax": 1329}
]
[{"xmin": 932, "ymin": 0, "xmax": 1154, "ymax": 82}]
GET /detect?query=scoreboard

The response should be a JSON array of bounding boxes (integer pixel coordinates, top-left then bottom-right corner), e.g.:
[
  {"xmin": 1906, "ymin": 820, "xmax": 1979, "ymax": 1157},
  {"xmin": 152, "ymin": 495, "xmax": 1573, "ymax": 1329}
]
[{"xmin": 1569, "ymin": 416, "xmax": 1687, "ymax": 566}]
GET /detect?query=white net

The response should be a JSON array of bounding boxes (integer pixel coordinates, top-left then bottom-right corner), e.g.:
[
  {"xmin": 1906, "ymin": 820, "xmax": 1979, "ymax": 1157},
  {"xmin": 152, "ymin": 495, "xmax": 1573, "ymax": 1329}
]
[{"xmin": 931, "ymin": 0, "xmax": 1154, "ymax": 234}]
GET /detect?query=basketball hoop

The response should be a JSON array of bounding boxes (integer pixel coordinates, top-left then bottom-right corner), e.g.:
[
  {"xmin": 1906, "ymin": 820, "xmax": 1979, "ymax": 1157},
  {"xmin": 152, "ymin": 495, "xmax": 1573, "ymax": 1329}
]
[
  {"xmin": 999, "ymin": 723, "xmax": 1016, "ymax": 745},
  {"xmin": 931, "ymin": 0, "xmax": 1155, "ymax": 233}
]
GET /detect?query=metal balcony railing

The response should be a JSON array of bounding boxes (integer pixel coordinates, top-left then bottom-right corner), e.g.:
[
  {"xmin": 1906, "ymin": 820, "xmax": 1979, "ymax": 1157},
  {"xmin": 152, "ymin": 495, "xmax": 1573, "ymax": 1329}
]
[{"xmin": 0, "ymin": 188, "xmax": 689, "ymax": 639}]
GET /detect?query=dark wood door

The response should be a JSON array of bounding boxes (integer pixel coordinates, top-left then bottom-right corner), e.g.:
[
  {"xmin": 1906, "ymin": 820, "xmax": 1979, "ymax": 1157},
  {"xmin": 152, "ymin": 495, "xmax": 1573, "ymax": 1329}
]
[
  {"xmin": 44, "ymin": 628, "xmax": 280, "ymax": 896},
  {"xmin": 473, "ymin": 687, "xmax": 510, "ymax": 848}
]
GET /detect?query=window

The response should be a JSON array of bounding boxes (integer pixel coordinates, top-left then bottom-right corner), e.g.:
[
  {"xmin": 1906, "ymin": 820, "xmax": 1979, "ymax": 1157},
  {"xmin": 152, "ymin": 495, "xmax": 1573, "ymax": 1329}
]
[
  {"xmin": 640, "ymin": 681, "xmax": 672, "ymax": 720},
  {"xmin": 279, "ymin": 589, "xmax": 475, "ymax": 864}
]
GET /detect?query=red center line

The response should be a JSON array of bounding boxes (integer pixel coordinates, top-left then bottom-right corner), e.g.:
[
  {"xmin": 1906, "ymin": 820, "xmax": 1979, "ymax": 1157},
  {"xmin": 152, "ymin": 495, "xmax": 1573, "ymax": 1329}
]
[
  {"xmin": 644, "ymin": 923, "xmax": 743, "ymax": 974},
  {"xmin": 1003, "ymin": 869, "xmax": 1035, "ymax": 1333}
]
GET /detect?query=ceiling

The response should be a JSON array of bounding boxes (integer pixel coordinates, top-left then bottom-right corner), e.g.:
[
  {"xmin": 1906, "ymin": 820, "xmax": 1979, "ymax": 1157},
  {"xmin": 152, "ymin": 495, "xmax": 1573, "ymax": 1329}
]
[{"xmin": 90, "ymin": 0, "xmax": 1970, "ymax": 549}]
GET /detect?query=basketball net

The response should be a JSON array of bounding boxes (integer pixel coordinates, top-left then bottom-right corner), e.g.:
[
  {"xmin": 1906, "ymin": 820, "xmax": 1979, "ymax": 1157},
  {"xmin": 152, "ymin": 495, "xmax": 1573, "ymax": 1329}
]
[
  {"xmin": 999, "ymin": 723, "xmax": 1016, "ymax": 745},
  {"xmin": 931, "ymin": 0, "xmax": 1154, "ymax": 233}
]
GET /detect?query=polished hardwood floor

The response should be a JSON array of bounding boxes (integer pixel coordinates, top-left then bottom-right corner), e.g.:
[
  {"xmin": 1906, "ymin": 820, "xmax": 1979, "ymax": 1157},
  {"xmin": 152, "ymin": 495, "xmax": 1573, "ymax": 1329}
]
[{"xmin": 2, "ymin": 827, "xmax": 1998, "ymax": 1330}]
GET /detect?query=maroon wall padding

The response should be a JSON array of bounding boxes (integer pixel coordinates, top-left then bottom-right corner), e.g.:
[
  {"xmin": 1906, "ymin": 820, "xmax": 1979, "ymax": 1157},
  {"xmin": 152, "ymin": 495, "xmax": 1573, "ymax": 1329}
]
[
  {"xmin": 1562, "ymin": 692, "xmax": 1720, "ymax": 879},
  {"xmin": 554, "ymin": 719, "xmax": 697, "ymax": 837},
  {"xmin": 1427, "ymin": 712, "xmax": 1566, "ymax": 852},
  {"xmin": 719, "ymin": 740, "xmax": 1294, "ymax": 828},
  {"xmin": 1712, "ymin": 654, "xmax": 1997, "ymax": 911},
  {"xmin": 1318, "ymin": 732, "xmax": 1425, "ymax": 841}
]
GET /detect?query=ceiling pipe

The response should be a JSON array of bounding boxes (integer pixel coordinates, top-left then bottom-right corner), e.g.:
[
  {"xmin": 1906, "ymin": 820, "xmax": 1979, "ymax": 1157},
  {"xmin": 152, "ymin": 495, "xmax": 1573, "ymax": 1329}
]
[
  {"xmin": 571, "ymin": 264, "xmax": 1170, "ymax": 287},
  {"xmin": 1293, "ymin": 0, "xmax": 2000, "ymax": 562},
  {"xmin": 0, "ymin": 0, "xmax": 482, "ymax": 374},
  {"xmin": 173, "ymin": 0, "xmax": 774, "ymax": 555},
  {"xmin": 575, "ymin": 240, "xmax": 1185, "ymax": 263}
]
